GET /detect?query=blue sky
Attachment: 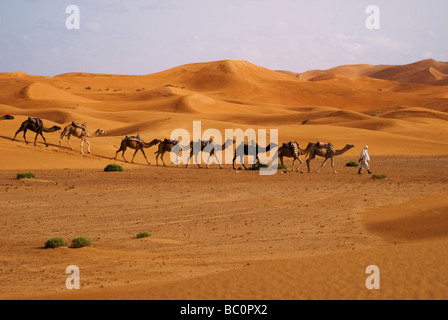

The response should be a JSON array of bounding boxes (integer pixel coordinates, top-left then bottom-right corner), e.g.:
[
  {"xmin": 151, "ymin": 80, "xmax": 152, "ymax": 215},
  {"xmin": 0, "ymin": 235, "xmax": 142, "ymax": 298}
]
[{"xmin": 0, "ymin": 0, "xmax": 447, "ymax": 76}]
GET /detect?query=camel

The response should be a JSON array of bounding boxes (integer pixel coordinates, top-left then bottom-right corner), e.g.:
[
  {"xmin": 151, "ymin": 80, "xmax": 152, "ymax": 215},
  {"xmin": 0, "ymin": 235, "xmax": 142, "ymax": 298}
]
[
  {"xmin": 59, "ymin": 123, "xmax": 107, "ymax": 154},
  {"xmin": 154, "ymin": 139, "xmax": 180, "ymax": 167},
  {"xmin": 114, "ymin": 135, "xmax": 161, "ymax": 165},
  {"xmin": 232, "ymin": 141, "xmax": 277, "ymax": 170},
  {"xmin": 0, "ymin": 115, "xmax": 14, "ymax": 121},
  {"xmin": 186, "ymin": 139, "xmax": 235, "ymax": 169},
  {"xmin": 303, "ymin": 142, "xmax": 355, "ymax": 173},
  {"xmin": 12, "ymin": 118, "xmax": 61, "ymax": 146},
  {"xmin": 278, "ymin": 141, "xmax": 305, "ymax": 172}
]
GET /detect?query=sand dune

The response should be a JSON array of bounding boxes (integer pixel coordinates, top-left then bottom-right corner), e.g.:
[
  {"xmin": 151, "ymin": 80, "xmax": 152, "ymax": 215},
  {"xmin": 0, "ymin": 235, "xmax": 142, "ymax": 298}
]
[
  {"xmin": 1, "ymin": 59, "xmax": 448, "ymax": 300},
  {"xmin": 287, "ymin": 59, "xmax": 448, "ymax": 86}
]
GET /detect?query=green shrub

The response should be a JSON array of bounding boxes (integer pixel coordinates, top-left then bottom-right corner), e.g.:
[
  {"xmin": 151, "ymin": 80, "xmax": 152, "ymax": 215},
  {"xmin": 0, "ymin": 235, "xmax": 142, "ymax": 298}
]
[
  {"xmin": 278, "ymin": 163, "xmax": 288, "ymax": 170},
  {"xmin": 346, "ymin": 161, "xmax": 359, "ymax": 167},
  {"xmin": 104, "ymin": 164, "xmax": 124, "ymax": 172},
  {"xmin": 71, "ymin": 236, "xmax": 93, "ymax": 248},
  {"xmin": 45, "ymin": 237, "xmax": 66, "ymax": 249},
  {"xmin": 17, "ymin": 172, "xmax": 35, "ymax": 179},
  {"xmin": 248, "ymin": 163, "xmax": 269, "ymax": 171},
  {"xmin": 302, "ymin": 119, "xmax": 311, "ymax": 125},
  {"xmin": 372, "ymin": 174, "xmax": 388, "ymax": 180},
  {"xmin": 136, "ymin": 232, "xmax": 151, "ymax": 239}
]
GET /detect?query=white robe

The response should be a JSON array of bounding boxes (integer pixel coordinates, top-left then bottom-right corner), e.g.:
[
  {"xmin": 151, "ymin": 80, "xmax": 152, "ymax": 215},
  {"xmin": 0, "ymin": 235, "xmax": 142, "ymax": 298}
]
[{"xmin": 359, "ymin": 149, "xmax": 370, "ymax": 169}]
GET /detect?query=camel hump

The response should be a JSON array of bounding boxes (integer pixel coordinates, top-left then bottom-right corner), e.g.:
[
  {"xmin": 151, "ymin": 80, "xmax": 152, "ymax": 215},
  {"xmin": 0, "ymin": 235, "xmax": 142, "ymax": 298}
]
[
  {"xmin": 125, "ymin": 135, "xmax": 143, "ymax": 142},
  {"xmin": 28, "ymin": 117, "xmax": 43, "ymax": 128},
  {"xmin": 163, "ymin": 138, "xmax": 178, "ymax": 145},
  {"xmin": 71, "ymin": 121, "xmax": 86, "ymax": 130}
]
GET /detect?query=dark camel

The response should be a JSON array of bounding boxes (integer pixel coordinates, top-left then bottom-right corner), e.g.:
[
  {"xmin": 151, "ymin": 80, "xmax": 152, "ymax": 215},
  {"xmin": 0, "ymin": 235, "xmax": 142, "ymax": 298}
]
[
  {"xmin": 186, "ymin": 139, "xmax": 235, "ymax": 169},
  {"xmin": 114, "ymin": 136, "xmax": 161, "ymax": 164},
  {"xmin": 303, "ymin": 142, "xmax": 355, "ymax": 173},
  {"xmin": 278, "ymin": 142, "xmax": 305, "ymax": 172},
  {"xmin": 0, "ymin": 115, "xmax": 14, "ymax": 120},
  {"xmin": 12, "ymin": 118, "xmax": 61, "ymax": 146},
  {"xmin": 154, "ymin": 139, "xmax": 180, "ymax": 167},
  {"xmin": 232, "ymin": 141, "xmax": 277, "ymax": 170}
]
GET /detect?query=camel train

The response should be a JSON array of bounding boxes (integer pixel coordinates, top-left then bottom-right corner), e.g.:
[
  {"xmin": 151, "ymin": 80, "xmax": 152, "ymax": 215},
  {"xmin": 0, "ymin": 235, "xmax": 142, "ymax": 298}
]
[{"xmin": 5, "ymin": 115, "xmax": 355, "ymax": 173}]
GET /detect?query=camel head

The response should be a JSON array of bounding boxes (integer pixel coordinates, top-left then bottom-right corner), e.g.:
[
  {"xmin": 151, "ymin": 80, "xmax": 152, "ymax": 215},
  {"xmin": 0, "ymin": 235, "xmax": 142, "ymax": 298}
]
[
  {"xmin": 4, "ymin": 115, "xmax": 14, "ymax": 120},
  {"xmin": 95, "ymin": 129, "xmax": 107, "ymax": 136},
  {"xmin": 53, "ymin": 126, "xmax": 62, "ymax": 131},
  {"xmin": 346, "ymin": 144, "xmax": 355, "ymax": 149}
]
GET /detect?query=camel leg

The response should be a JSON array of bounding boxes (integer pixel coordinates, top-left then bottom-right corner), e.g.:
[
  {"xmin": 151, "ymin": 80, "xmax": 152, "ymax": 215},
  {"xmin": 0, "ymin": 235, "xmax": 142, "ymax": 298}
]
[
  {"xmin": 331, "ymin": 157, "xmax": 337, "ymax": 174},
  {"xmin": 155, "ymin": 152, "xmax": 160, "ymax": 166},
  {"xmin": 34, "ymin": 132, "xmax": 40, "ymax": 146},
  {"xmin": 12, "ymin": 129, "xmax": 22, "ymax": 143},
  {"xmin": 121, "ymin": 149, "xmax": 129, "ymax": 163},
  {"xmin": 161, "ymin": 151, "xmax": 167, "ymax": 167},
  {"xmin": 67, "ymin": 135, "xmax": 74, "ymax": 151},
  {"xmin": 86, "ymin": 140, "xmax": 91, "ymax": 154},
  {"xmin": 140, "ymin": 149, "xmax": 150, "ymax": 165},
  {"xmin": 131, "ymin": 149, "xmax": 139, "ymax": 163},
  {"xmin": 306, "ymin": 159, "xmax": 312, "ymax": 173},
  {"xmin": 316, "ymin": 158, "xmax": 329, "ymax": 173},
  {"xmin": 80, "ymin": 138, "xmax": 85, "ymax": 155},
  {"xmin": 214, "ymin": 153, "xmax": 223, "ymax": 169},
  {"xmin": 59, "ymin": 134, "xmax": 64, "ymax": 149},
  {"xmin": 296, "ymin": 158, "xmax": 303, "ymax": 172}
]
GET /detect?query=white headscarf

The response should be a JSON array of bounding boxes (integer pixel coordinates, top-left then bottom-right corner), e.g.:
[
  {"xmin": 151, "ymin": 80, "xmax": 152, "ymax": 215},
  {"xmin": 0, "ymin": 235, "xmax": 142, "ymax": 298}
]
[{"xmin": 360, "ymin": 145, "xmax": 370, "ymax": 161}]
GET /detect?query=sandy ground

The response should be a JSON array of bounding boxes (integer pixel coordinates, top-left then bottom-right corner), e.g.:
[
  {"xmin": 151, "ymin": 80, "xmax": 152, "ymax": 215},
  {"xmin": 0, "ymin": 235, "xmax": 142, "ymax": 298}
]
[{"xmin": 1, "ymin": 59, "xmax": 448, "ymax": 300}]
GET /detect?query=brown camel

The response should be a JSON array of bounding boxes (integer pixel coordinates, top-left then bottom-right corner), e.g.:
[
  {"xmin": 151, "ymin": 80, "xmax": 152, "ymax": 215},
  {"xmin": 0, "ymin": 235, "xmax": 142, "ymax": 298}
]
[
  {"xmin": 12, "ymin": 118, "xmax": 61, "ymax": 146},
  {"xmin": 186, "ymin": 138, "xmax": 235, "ymax": 169},
  {"xmin": 59, "ymin": 123, "xmax": 106, "ymax": 154},
  {"xmin": 278, "ymin": 141, "xmax": 305, "ymax": 172},
  {"xmin": 0, "ymin": 115, "xmax": 14, "ymax": 120},
  {"xmin": 154, "ymin": 139, "xmax": 180, "ymax": 167},
  {"xmin": 303, "ymin": 142, "xmax": 355, "ymax": 173},
  {"xmin": 114, "ymin": 136, "xmax": 161, "ymax": 165},
  {"xmin": 232, "ymin": 141, "xmax": 277, "ymax": 170}
]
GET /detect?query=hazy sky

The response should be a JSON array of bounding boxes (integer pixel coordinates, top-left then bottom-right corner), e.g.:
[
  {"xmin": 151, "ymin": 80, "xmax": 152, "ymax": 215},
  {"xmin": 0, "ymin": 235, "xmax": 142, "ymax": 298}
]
[{"xmin": 0, "ymin": 0, "xmax": 447, "ymax": 76}]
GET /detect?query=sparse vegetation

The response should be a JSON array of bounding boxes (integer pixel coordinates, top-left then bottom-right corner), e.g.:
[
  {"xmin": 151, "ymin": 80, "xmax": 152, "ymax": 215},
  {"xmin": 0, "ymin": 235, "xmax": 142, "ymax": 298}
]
[
  {"xmin": 278, "ymin": 163, "xmax": 288, "ymax": 170},
  {"xmin": 104, "ymin": 164, "xmax": 124, "ymax": 172},
  {"xmin": 17, "ymin": 172, "xmax": 35, "ymax": 180},
  {"xmin": 372, "ymin": 174, "xmax": 388, "ymax": 180},
  {"xmin": 85, "ymin": 86, "xmax": 91, "ymax": 90},
  {"xmin": 302, "ymin": 119, "xmax": 311, "ymax": 125},
  {"xmin": 71, "ymin": 236, "xmax": 93, "ymax": 248},
  {"xmin": 45, "ymin": 237, "xmax": 66, "ymax": 249},
  {"xmin": 136, "ymin": 232, "xmax": 151, "ymax": 239},
  {"xmin": 248, "ymin": 163, "xmax": 269, "ymax": 171},
  {"xmin": 346, "ymin": 161, "xmax": 360, "ymax": 167}
]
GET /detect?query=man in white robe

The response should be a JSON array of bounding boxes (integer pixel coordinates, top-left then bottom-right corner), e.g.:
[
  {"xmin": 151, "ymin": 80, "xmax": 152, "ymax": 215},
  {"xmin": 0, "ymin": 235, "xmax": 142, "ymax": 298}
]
[{"xmin": 358, "ymin": 145, "xmax": 372, "ymax": 174}]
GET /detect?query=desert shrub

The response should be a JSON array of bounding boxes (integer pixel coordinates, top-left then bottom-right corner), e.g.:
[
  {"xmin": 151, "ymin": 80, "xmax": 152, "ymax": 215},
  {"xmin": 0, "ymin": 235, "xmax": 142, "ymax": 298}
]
[
  {"xmin": 248, "ymin": 163, "xmax": 269, "ymax": 171},
  {"xmin": 302, "ymin": 119, "xmax": 311, "ymax": 125},
  {"xmin": 17, "ymin": 172, "xmax": 35, "ymax": 180},
  {"xmin": 45, "ymin": 237, "xmax": 66, "ymax": 249},
  {"xmin": 71, "ymin": 236, "xmax": 93, "ymax": 248},
  {"xmin": 278, "ymin": 163, "xmax": 288, "ymax": 170},
  {"xmin": 372, "ymin": 174, "xmax": 388, "ymax": 180},
  {"xmin": 346, "ymin": 161, "xmax": 360, "ymax": 167},
  {"xmin": 104, "ymin": 164, "xmax": 124, "ymax": 172},
  {"xmin": 85, "ymin": 86, "xmax": 91, "ymax": 90},
  {"xmin": 136, "ymin": 232, "xmax": 151, "ymax": 239}
]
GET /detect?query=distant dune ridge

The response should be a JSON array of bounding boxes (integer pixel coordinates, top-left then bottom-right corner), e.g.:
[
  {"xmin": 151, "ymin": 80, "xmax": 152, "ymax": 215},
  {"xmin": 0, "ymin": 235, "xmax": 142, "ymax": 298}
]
[{"xmin": 282, "ymin": 58, "xmax": 448, "ymax": 86}]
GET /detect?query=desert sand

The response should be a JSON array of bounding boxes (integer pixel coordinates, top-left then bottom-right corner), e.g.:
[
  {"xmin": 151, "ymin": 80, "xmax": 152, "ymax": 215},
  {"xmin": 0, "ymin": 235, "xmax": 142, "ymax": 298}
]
[{"xmin": 0, "ymin": 59, "xmax": 448, "ymax": 300}]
